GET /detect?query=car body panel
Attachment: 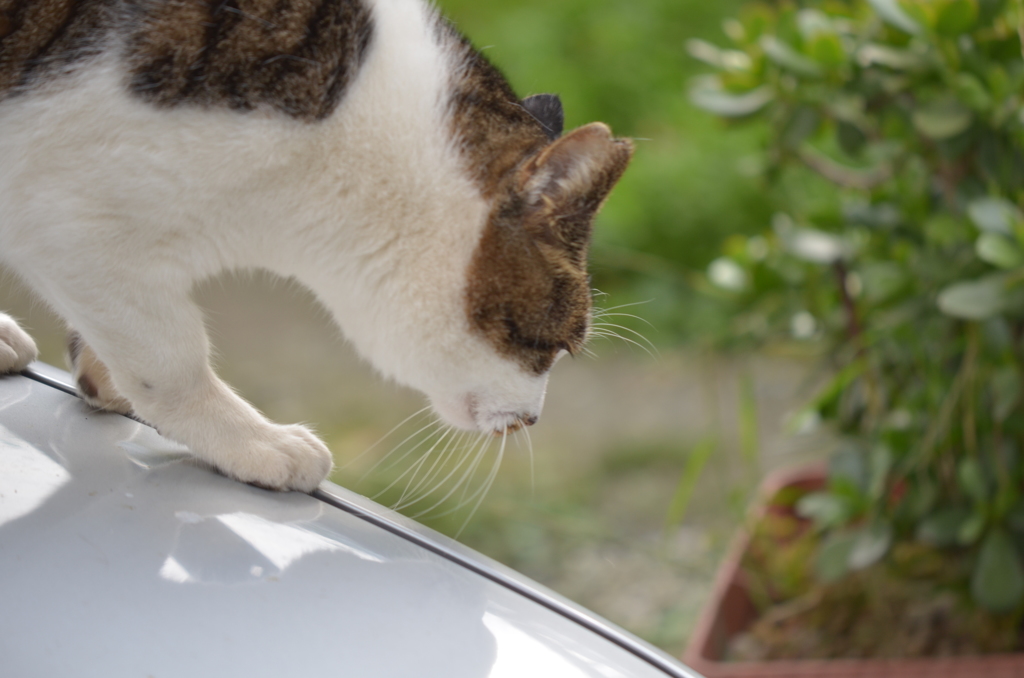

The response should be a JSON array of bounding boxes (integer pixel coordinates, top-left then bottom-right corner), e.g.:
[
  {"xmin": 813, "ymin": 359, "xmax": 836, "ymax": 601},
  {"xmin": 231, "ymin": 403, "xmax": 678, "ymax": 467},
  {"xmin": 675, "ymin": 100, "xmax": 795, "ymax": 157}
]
[{"xmin": 0, "ymin": 366, "xmax": 702, "ymax": 678}]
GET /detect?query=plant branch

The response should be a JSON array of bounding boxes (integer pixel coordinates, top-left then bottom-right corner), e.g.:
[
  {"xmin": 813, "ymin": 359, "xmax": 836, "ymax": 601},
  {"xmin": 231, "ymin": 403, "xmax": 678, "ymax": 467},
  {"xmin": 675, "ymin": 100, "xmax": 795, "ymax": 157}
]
[
  {"xmin": 835, "ymin": 261, "xmax": 863, "ymax": 344},
  {"xmin": 962, "ymin": 324, "xmax": 979, "ymax": 457},
  {"xmin": 798, "ymin": 146, "xmax": 893, "ymax": 190},
  {"xmin": 912, "ymin": 324, "xmax": 979, "ymax": 470},
  {"xmin": 834, "ymin": 261, "xmax": 884, "ymax": 427}
]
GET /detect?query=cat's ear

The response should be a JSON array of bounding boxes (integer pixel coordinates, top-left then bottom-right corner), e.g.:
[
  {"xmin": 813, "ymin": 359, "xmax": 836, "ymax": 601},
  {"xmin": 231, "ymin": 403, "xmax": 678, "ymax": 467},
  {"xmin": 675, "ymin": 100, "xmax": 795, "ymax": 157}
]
[
  {"xmin": 520, "ymin": 122, "xmax": 633, "ymax": 210},
  {"xmin": 522, "ymin": 94, "xmax": 564, "ymax": 141},
  {"xmin": 519, "ymin": 122, "xmax": 633, "ymax": 259}
]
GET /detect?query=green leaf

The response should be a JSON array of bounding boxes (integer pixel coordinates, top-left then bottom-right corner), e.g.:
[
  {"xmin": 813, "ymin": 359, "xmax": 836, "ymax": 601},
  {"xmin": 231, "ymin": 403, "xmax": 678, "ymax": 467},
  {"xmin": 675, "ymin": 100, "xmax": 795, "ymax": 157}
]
[
  {"xmin": 868, "ymin": 445, "xmax": 893, "ymax": 502},
  {"xmin": 782, "ymin": 227, "xmax": 853, "ymax": 264},
  {"xmin": 958, "ymin": 457, "xmax": 990, "ymax": 504},
  {"xmin": 917, "ymin": 506, "xmax": 973, "ymax": 546},
  {"xmin": 937, "ymin": 274, "xmax": 1012, "ymax": 320},
  {"xmin": 856, "ymin": 44, "xmax": 930, "ymax": 71},
  {"xmin": 860, "ymin": 262, "xmax": 907, "ymax": 303},
  {"xmin": 664, "ymin": 437, "xmax": 716, "ymax": 531},
  {"xmin": 995, "ymin": 485, "xmax": 1019, "ymax": 521},
  {"xmin": 686, "ymin": 39, "xmax": 752, "ymax": 71},
  {"xmin": 935, "ymin": 0, "xmax": 978, "ymax": 36},
  {"xmin": 867, "ymin": 0, "xmax": 923, "ymax": 34},
  {"xmin": 797, "ymin": 491, "xmax": 854, "ymax": 529},
  {"xmin": 912, "ymin": 98, "xmax": 973, "ymax": 139},
  {"xmin": 971, "ymin": 528, "xmax": 1024, "ymax": 612},
  {"xmin": 992, "ymin": 366, "xmax": 1021, "ymax": 422},
  {"xmin": 967, "ymin": 197, "xmax": 1023, "ymax": 235},
  {"xmin": 688, "ymin": 77, "xmax": 774, "ymax": 117},
  {"xmin": 837, "ymin": 121, "xmax": 867, "ymax": 156},
  {"xmin": 925, "ymin": 213, "xmax": 969, "ymax": 247},
  {"xmin": 808, "ymin": 33, "xmax": 846, "ymax": 67},
  {"xmin": 830, "ymin": 442, "xmax": 868, "ymax": 491},
  {"xmin": 976, "ymin": 233, "xmax": 1024, "ymax": 269},
  {"xmin": 759, "ymin": 35, "xmax": 823, "ymax": 77},
  {"xmin": 1007, "ymin": 500, "xmax": 1024, "ymax": 532},
  {"xmin": 908, "ymin": 480, "xmax": 939, "ymax": 519},
  {"xmin": 953, "ymin": 72, "xmax": 992, "ymax": 112},
  {"xmin": 856, "ymin": 43, "xmax": 929, "ymax": 71},
  {"xmin": 817, "ymin": 531, "xmax": 858, "ymax": 583},
  {"xmin": 848, "ymin": 521, "xmax": 894, "ymax": 570},
  {"xmin": 959, "ymin": 510, "xmax": 987, "ymax": 545},
  {"xmin": 707, "ymin": 257, "xmax": 748, "ymax": 291},
  {"xmin": 782, "ymin": 106, "xmax": 821, "ymax": 150},
  {"xmin": 797, "ymin": 8, "xmax": 832, "ymax": 39}
]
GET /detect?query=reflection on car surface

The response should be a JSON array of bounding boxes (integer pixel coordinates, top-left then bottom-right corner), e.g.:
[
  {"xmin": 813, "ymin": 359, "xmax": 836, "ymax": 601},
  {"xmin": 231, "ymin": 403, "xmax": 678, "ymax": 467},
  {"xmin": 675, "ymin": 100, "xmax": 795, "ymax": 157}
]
[{"xmin": 0, "ymin": 363, "xmax": 703, "ymax": 678}]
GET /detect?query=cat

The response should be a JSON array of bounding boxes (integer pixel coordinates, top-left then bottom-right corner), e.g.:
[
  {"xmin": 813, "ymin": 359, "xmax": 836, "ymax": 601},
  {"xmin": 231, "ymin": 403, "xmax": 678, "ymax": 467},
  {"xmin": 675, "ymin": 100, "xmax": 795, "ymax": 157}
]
[{"xmin": 0, "ymin": 0, "xmax": 633, "ymax": 491}]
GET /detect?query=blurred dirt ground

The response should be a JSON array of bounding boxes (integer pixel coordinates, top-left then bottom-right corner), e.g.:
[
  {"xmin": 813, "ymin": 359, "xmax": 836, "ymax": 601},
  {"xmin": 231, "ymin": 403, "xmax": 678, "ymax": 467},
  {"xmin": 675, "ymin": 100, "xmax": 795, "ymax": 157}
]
[{"xmin": 1, "ymin": 270, "xmax": 831, "ymax": 656}]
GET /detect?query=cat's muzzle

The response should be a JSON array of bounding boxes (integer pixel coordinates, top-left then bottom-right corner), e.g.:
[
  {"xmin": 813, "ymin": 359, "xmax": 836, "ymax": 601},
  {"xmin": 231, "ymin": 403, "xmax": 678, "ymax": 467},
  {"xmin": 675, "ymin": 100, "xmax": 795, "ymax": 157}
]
[{"xmin": 490, "ymin": 412, "xmax": 538, "ymax": 436}]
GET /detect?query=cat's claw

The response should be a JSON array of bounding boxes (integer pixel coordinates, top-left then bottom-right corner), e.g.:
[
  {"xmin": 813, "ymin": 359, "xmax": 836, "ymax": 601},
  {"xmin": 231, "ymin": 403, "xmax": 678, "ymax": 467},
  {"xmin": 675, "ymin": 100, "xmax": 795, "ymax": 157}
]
[
  {"xmin": 0, "ymin": 314, "xmax": 38, "ymax": 374},
  {"xmin": 218, "ymin": 423, "xmax": 334, "ymax": 492}
]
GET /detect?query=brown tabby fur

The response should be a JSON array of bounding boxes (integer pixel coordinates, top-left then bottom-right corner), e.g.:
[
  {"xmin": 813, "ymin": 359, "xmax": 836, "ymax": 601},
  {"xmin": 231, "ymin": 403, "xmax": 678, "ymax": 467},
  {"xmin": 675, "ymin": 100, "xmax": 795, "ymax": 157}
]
[
  {"xmin": 466, "ymin": 124, "xmax": 633, "ymax": 374},
  {"xmin": 0, "ymin": 0, "xmax": 110, "ymax": 97}
]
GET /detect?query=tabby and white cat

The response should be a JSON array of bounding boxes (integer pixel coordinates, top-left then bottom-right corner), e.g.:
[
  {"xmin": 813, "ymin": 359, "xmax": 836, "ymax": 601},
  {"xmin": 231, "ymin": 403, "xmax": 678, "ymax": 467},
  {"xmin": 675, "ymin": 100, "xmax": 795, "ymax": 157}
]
[{"xmin": 0, "ymin": 0, "xmax": 632, "ymax": 491}]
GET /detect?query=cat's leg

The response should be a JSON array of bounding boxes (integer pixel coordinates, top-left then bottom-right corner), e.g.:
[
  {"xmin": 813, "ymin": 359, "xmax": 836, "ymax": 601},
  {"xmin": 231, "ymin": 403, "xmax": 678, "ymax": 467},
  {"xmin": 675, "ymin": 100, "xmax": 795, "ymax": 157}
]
[
  {"xmin": 0, "ymin": 312, "xmax": 38, "ymax": 374},
  {"xmin": 66, "ymin": 330, "xmax": 133, "ymax": 415},
  {"xmin": 65, "ymin": 290, "xmax": 333, "ymax": 492}
]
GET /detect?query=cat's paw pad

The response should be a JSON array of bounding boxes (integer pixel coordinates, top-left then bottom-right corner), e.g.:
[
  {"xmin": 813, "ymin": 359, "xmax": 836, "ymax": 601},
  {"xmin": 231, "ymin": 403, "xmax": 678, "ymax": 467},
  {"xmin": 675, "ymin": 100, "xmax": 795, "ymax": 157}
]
[
  {"xmin": 225, "ymin": 423, "xmax": 334, "ymax": 492},
  {"xmin": 0, "ymin": 315, "xmax": 38, "ymax": 374},
  {"xmin": 66, "ymin": 331, "xmax": 134, "ymax": 415}
]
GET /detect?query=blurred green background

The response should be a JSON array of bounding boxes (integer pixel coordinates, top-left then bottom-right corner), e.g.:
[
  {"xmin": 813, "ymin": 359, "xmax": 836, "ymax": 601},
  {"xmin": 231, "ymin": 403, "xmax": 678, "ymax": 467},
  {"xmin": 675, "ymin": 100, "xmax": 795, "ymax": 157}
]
[{"xmin": 0, "ymin": 0, "xmax": 828, "ymax": 659}]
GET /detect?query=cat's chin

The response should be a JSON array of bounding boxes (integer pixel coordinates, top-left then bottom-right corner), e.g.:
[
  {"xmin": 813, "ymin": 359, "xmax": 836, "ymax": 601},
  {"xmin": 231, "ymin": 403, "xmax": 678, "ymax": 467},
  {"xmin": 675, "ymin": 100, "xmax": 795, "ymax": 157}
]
[
  {"xmin": 429, "ymin": 395, "xmax": 478, "ymax": 431},
  {"xmin": 429, "ymin": 391, "xmax": 543, "ymax": 435}
]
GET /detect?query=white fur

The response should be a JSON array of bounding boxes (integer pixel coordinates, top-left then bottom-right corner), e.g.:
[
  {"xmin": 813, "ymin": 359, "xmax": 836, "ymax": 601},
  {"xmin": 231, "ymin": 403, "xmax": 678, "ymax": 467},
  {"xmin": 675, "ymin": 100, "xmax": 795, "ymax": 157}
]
[
  {"xmin": 0, "ymin": 312, "xmax": 38, "ymax": 372},
  {"xmin": 0, "ymin": 0, "xmax": 549, "ymax": 491}
]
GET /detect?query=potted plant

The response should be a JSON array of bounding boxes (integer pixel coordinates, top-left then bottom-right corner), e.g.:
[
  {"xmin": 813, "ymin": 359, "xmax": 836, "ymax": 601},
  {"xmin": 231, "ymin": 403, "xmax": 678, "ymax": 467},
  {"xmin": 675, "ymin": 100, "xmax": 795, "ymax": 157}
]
[{"xmin": 684, "ymin": 0, "xmax": 1024, "ymax": 673}]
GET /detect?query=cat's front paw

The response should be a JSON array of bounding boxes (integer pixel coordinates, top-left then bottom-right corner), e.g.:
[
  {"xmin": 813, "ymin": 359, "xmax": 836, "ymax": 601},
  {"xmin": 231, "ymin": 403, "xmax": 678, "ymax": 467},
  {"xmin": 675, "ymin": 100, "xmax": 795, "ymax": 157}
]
[
  {"xmin": 66, "ymin": 331, "xmax": 134, "ymax": 415},
  {"xmin": 219, "ymin": 423, "xmax": 334, "ymax": 492},
  {"xmin": 0, "ymin": 314, "xmax": 38, "ymax": 374}
]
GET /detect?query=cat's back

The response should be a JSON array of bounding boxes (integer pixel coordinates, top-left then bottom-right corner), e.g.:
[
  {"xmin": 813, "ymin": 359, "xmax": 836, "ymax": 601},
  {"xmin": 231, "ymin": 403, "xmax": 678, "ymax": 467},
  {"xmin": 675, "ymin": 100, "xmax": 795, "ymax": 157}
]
[
  {"xmin": 0, "ymin": 0, "xmax": 551, "ymax": 277},
  {"xmin": 0, "ymin": 0, "xmax": 111, "ymax": 99},
  {"xmin": 0, "ymin": 0, "xmax": 376, "ymax": 120}
]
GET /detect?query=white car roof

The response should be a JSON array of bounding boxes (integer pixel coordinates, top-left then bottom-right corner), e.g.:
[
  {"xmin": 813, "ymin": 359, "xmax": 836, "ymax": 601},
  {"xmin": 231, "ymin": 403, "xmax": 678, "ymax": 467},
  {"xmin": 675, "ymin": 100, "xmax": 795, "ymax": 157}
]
[{"xmin": 0, "ymin": 365, "xmax": 702, "ymax": 678}]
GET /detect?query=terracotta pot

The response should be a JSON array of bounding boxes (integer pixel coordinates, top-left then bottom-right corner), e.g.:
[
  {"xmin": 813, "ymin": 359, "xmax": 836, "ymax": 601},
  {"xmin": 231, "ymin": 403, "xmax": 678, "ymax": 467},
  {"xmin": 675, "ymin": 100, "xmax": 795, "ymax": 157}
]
[{"xmin": 682, "ymin": 465, "xmax": 1024, "ymax": 678}]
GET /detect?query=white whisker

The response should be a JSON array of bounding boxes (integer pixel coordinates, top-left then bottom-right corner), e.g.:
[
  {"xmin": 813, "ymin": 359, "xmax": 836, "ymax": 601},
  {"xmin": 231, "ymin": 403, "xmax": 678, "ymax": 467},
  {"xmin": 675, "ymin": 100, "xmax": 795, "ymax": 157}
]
[
  {"xmin": 512, "ymin": 426, "xmax": 535, "ymax": 493},
  {"xmin": 592, "ymin": 320, "xmax": 657, "ymax": 345},
  {"xmin": 591, "ymin": 310, "xmax": 656, "ymax": 328},
  {"xmin": 454, "ymin": 431, "xmax": 506, "ymax": 537},
  {"xmin": 401, "ymin": 428, "xmax": 464, "ymax": 501},
  {"xmin": 360, "ymin": 416, "xmax": 443, "ymax": 481},
  {"xmin": 371, "ymin": 442, "xmax": 433, "ymax": 500},
  {"xmin": 342, "ymin": 405, "xmax": 433, "ymax": 470},
  {"xmin": 394, "ymin": 428, "xmax": 468, "ymax": 510},
  {"xmin": 588, "ymin": 323, "xmax": 658, "ymax": 358},
  {"xmin": 411, "ymin": 433, "xmax": 492, "ymax": 518},
  {"xmin": 394, "ymin": 425, "xmax": 456, "ymax": 507},
  {"xmin": 456, "ymin": 435, "xmax": 491, "ymax": 505},
  {"xmin": 367, "ymin": 421, "xmax": 447, "ymax": 497},
  {"xmin": 593, "ymin": 299, "xmax": 653, "ymax": 313}
]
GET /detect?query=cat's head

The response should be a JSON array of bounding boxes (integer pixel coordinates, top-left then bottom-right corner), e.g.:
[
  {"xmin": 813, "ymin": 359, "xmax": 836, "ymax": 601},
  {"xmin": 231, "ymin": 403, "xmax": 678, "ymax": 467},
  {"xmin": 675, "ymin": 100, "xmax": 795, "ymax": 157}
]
[{"xmin": 427, "ymin": 106, "xmax": 633, "ymax": 434}]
